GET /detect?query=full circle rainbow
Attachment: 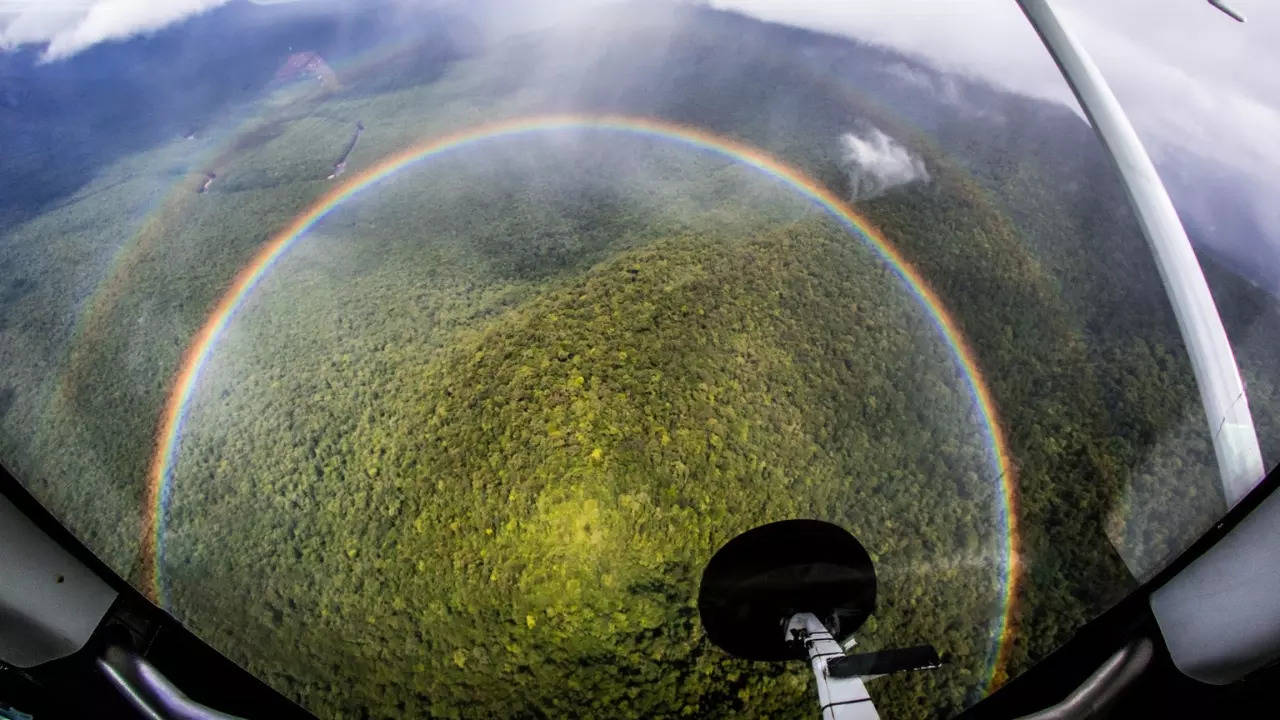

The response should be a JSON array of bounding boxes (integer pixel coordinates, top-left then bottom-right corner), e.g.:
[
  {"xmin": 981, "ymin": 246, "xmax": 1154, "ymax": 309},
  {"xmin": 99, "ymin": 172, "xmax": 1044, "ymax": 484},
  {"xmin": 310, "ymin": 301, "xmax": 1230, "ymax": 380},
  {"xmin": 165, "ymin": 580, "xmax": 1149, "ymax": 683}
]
[{"xmin": 143, "ymin": 113, "xmax": 1021, "ymax": 693}]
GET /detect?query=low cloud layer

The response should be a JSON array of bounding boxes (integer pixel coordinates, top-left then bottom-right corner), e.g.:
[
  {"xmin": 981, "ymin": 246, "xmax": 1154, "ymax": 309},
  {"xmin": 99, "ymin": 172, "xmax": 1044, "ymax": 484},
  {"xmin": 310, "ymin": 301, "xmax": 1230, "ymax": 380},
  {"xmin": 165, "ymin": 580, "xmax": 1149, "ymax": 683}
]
[
  {"xmin": 0, "ymin": 0, "xmax": 231, "ymax": 61},
  {"xmin": 839, "ymin": 127, "xmax": 930, "ymax": 201}
]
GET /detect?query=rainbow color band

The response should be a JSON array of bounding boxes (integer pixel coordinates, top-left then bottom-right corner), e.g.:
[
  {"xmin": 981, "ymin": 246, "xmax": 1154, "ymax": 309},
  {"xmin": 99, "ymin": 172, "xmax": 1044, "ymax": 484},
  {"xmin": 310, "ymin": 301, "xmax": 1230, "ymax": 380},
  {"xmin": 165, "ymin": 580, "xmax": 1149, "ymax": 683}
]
[{"xmin": 142, "ymin": 113, "xmax": 1020, "ymax": 693}]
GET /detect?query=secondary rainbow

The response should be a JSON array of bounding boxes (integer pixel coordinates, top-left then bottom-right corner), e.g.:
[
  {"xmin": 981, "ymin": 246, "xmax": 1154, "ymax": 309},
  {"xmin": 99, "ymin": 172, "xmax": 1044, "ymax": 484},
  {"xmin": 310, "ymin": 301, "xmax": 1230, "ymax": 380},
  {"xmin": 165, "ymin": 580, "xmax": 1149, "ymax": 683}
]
[{"xmin": 143, "ymin": 113, "xmax": 1022, "ymax": 692}]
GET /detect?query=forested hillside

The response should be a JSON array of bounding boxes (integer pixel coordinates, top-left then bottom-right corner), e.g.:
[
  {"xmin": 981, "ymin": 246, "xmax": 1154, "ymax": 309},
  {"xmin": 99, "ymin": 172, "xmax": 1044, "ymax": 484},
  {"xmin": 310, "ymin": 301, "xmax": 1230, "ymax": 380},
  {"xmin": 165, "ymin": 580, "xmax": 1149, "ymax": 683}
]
[{"xmin": 1, "ymin": 3, "xmax": 1278, "ymax": 718}]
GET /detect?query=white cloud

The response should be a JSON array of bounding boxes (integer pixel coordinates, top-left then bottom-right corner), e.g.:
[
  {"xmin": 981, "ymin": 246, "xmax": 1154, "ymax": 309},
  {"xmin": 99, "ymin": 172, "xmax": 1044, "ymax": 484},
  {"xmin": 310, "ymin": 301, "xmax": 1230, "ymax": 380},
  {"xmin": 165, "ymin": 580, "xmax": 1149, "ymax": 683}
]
[
  {"xmin": 0, "ymin": 0, "xmax": 232, "ymax": 61},
  {"xmin": 839, "ymin": 127, "xmax": 930, "ymax": 201}
]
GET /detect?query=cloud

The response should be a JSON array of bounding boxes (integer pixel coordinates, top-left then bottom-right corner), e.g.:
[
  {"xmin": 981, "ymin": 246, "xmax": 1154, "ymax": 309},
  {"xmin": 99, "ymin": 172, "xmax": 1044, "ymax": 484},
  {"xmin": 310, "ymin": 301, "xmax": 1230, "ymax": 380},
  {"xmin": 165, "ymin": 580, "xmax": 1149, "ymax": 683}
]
[
  {"xmin": 713, "ymin": 0, "xmax": 1068, "ymax": 106},
  {"xmin": 1067, "ymin": 11, "xmax": 1280, "ymax": 194},
  {"xmin": 883, "ymin": 61, "xmax": 962, "ymax": 105},
  {"xmin": 839, "ymin": 126, "xmax": 930, "ymax": 201},
  {"xmin": 0, "ymin": 0, "xmax": 232, "ymax": 61},
  {"xmin": 715, "ymin": 0, "xmax": 1280, "ymax": 288}
]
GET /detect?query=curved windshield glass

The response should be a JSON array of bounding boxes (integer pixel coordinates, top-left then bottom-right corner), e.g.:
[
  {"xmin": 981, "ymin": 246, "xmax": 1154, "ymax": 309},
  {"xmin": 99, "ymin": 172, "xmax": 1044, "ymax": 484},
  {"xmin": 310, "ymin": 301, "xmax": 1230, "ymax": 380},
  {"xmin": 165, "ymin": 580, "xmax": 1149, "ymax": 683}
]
[{"xmin": 2, "ymin": 1, "xmax": 1277, "ymax": 717}]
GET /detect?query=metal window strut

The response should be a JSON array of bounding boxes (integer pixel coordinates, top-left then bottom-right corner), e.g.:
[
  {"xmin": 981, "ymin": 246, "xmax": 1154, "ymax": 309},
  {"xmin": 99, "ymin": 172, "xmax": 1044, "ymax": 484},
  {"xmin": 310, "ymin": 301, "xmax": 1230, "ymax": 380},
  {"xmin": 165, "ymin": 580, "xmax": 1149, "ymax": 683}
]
[{"xmin": 1016, "ymin": 0, "xmax": 1266, "ymax": 507}]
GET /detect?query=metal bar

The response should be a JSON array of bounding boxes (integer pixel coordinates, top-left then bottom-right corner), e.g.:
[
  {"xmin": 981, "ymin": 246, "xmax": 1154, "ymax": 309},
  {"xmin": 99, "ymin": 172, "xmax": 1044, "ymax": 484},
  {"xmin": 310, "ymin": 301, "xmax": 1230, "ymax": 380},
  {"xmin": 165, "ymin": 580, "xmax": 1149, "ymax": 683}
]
[
  {"xmin": 786, "ymin": 613, "xmax": 881, "ymax": 720},
  {"xmin": 1208, "ymin": 0, "xmax": 1246, "ymax": 23},
  {"xmin": 1016, "ymin": 0, "xmax": 1266, "ymax": 506},
  {"xmin": 98, "ymin": 646, "xmax": 246, "ymax": 720},
  {"xmin": 1015, "ymin": 638, "xmax": 1153, "ymax": 719},
  {"xmin": 828, "ymin": 645, "xmax": 942, "ymax": 678}
]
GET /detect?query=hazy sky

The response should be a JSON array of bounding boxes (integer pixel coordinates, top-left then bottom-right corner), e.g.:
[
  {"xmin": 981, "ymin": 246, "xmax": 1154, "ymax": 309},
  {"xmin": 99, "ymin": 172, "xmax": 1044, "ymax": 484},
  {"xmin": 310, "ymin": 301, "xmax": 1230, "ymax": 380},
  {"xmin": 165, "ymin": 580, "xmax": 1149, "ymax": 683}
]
[
  {"xmin": 712, "ymin": 0, "xmax": 1280, "ymax": 270},
  {"xmin": 714, "ymin": 1, "xmax": 1279, "ymax": 175},
  {"xmin": 3, "ymin": 0, "xmax": 1274, "ymax": 167},
  {"xmin": 2, "ymin": 0, "xmax": 1277, "ymax": 265}
]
